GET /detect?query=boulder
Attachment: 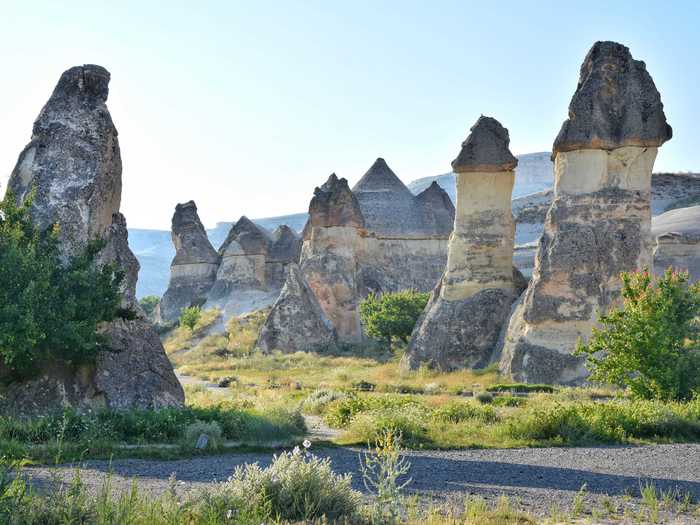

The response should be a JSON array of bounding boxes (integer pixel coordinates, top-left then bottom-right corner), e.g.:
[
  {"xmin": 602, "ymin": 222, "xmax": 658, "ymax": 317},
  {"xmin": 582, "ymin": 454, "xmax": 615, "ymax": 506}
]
[
  {"xmin": 3, "ymin": 64, "xmax": 183, "ymax": 412},
  {"xmin": 257, "ymin": 263, "xmax": 336, "ymax": 353},
  {"xmin": 0, "ymin": 320, "xmax": 184, "ymax": 416},
  {"xmin": 159, "ymin": 201, "xmax": 220, "ymax": 322},
  {"xmin": 404, "ymin": 116, "xmax": 519, "ymax": 370},
  {"xmin": 499, "ymin": 42, "xmax": 672, "ymax": 384}
]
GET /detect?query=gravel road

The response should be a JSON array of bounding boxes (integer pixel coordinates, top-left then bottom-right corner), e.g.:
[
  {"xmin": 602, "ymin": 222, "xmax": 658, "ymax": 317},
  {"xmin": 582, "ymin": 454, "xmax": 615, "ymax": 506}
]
[{"xmin": 26, "ymin": 444, "xmax": 700, "ymax": 520}]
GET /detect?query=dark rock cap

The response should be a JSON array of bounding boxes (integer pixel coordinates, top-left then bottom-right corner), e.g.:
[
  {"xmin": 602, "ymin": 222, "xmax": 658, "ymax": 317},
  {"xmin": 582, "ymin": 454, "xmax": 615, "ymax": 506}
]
[
  {"xmin": 171, "ymin": 200, "xmax": 221, "ymax": 265},
  {"xmin": 305, "ymin": 173, "xmax": 365, "ymax": 236},
  {"xmin": 553, "ymin": 41, "xmax": 672, "ymax": 155},
  {"xmin": 352, "ymin": 158, "xmax": 414, "ymax": 195},
  {"xmin": 53, "ymin": 64, "xmax": 111, "ymax": 103},
  {"xmin": 220, "ymin": 216, "xmax": 270, "ymax": 255},
  {"xmin": 451, "ymin": 116, "xmax": 518, "ymax": 173}
]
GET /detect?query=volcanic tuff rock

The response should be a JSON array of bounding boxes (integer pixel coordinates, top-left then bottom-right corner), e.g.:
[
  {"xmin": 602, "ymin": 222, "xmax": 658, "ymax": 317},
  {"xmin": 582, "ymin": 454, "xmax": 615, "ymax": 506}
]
[
  {"xmin": 652, "ymin": 206, "xmax": 700, "ymax": 281},
  {"xmin": 3, "ymin": 64, "xmax": 183, "ymax": 412},
  {"xmin": 499, "ymin": 42, "xmax": 672, "ymax": 385},
  {"xmin": 404, "ymin": 116, "xmax": 520, "ymax": 370},
  {"xmin": 256, "ymin": 263, "xmax": 336, "ymax": 353},
  {"xmin": 260, "ymin": 161, "xmax": 455, "ymax": 350},
  {"xmin": 553, "ymin": 41, "xmax": 672, "ymax": 154},
  {"xmin": 300, "ymin": 174, "xmax": 365, "ymax": 340},
  {"xmin": 159, "ymin": 201, "xmax": 221, "ymax": 322}
]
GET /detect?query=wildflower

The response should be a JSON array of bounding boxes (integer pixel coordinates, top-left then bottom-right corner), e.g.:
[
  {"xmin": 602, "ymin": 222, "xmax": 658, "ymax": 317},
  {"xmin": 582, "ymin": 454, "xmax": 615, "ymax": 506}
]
[
  {"xmin": 226, "ymin": 509, "xmax": 233, "ymax": 519},
  {"xmin": 303, "ymin": 439, "xmax": 311, "ymax": 449},
  {"xmin": 293, "ymin": 446, "xmax": 301, "ymax": 455}
]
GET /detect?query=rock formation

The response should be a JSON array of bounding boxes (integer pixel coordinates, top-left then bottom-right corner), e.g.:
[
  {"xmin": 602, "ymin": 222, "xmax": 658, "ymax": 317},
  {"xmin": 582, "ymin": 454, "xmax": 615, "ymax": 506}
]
[
  {"xmin": 159, "ymin": 201, "xmax": 221, "ymax": 322},
  {"xmin": 403, "ymin": 116, "xmax": 520, "ymax": 370},
  {"xmin": 499, "ymin": 42, "xmax": 672, "ymax": 384},
  {"xmin": 354, "ymin": 159, "xmax": 454, "ymax": 295},
  {"xmin": 300, "ymin": 174, "xmax": 366, "ymax": 340},
  {"xmin": 652, "ymin": 206, "xmax": 700, "ymax": 281},
  {"xmin": 256, "ymin": 263, "xmax": 336, "ymax": 353},
  {"xmin": 4, "ymin": 64, "xmax": 184, "ymax": 412},
  {"xmin": 259, "ymin": 161, "xmax": 456, "ymax": 351}
]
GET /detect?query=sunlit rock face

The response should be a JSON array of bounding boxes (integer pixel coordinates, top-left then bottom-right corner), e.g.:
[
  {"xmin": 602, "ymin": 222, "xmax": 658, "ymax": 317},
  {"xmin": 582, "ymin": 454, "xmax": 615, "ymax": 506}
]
[
  {"xmin": 301, "ymin": 174, "xmax": 366, "ymax": 341},
  {"xmin": 404, "ymin": 116, "xmax": 521, "ymax": 371},
  {"xmin": 3, "ymin": 65, "xmax": 183, "ymax": 413},
  {"xmin": 260, "ymin": 160, "xmax": 456, "ymax": 351},
  {"xmin": 159, "ymin": 201, "xmax": 221, "ymax": 322},
  {"xmin": 256, "ymin": 263, "xmax": 336, "ymax": 353},
  {"xmin": 499, "ymin": 41, "xmax": 672, "ymax": 385}
]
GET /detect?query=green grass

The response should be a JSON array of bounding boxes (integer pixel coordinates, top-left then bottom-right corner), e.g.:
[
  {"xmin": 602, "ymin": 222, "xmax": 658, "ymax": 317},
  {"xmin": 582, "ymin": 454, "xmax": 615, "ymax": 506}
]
[
  {"xmin": 316, "ymin": 392, "xmax": 700, "ymax": 449},
  {"xmin": 0, "ymin": 403, "xmax": 306, "ymax": 463}
]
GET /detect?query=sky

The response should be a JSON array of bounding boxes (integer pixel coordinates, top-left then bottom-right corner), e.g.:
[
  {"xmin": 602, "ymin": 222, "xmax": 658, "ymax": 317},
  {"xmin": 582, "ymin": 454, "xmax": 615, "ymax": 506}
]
[{"xmin": 0, "ymin": 1, "xmax": 698, "ymax": 229}]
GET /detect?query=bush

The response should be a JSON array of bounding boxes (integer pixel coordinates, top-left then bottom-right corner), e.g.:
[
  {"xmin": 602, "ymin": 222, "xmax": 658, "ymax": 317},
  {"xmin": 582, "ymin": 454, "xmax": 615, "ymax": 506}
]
[
  {"xmin": 0, "ymin": 192, "xmax": 123, "ymax": 379},
  {"xmin": 576, "ymin": 268, "xmax": 700, "ymax": 401},
  {"xmin": 360, "ymin": 290, "xmax": 429, "ymax": 346},
  {"xmin": 475, "ymin": 391, "xmax": 494, "ymax": 404},
  {"xmin": 216, "ymin": 447, "xmax": 361, "ymax": 522},
  {"xmin": 180, "ymin": 306, "xmax": 202, "ymax": 332}
]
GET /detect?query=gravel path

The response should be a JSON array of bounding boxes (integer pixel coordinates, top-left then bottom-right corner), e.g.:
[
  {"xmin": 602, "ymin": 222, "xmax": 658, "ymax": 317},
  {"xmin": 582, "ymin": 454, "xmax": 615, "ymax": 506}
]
[{"xmin": 26, "ymin": 444, "xmax": 700, "ymax": 519}]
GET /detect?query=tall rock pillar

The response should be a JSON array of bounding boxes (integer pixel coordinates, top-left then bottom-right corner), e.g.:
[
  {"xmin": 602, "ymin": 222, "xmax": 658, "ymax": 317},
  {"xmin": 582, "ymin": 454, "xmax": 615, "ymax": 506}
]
[
  {"xmin": 499, "ymin": 41, "xmax": 672, "ymax": 384},
  {"xmin": 403, "ymin": 116, "xmax": 518, "ymax": 370},
  {"xmin": 300, "ymin": 174, "xmax": 366, "ymax": 341},
  {"xmin": 159, "ymin": 201, "xmax": 221, "ymax": 323}
]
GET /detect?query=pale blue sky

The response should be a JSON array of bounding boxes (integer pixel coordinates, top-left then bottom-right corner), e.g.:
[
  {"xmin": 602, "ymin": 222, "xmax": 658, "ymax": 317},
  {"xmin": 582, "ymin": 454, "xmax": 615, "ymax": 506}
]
[{"xmin": 1, "ymin": 1, "xmax": 697, "ymax": 229}]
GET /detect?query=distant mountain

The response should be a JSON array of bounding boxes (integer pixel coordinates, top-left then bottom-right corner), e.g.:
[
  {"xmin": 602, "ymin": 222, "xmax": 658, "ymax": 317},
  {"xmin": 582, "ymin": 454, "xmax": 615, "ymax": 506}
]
[{"xmin": 407, "ymin": 152, "xmax": 554, "ymax": 202}]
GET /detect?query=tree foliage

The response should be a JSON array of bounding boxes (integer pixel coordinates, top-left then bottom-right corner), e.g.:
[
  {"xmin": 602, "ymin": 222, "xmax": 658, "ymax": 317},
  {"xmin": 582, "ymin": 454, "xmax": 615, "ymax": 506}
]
[
  {"xmin": 359, "ymin": 290, "xmax": 429, "ymax": 346},
  {"xmin": 0, "ymin": 192, "xmax": 123, "ymax": 379},
  {"xmin": 180, "ymin": 306, "xmax": 202, "ymax": 332},
  {"xmin": 575, "ymin": 268, "xmax": 700, "ymax": 401},
  {"xmin": 139, "ymin": 295, "xmax": 160, "ymax": 316}
]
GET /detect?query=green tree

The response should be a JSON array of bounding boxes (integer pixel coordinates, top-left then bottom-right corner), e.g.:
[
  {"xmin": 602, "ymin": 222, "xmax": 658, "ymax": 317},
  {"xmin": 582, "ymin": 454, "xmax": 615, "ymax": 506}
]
[
  {"xmin": 139, "ymin": 295, "xmax": 160, "ymax": 316},
  {"xmin": 360, "ymin": 290, "xmax": 429, "ymax": 347},
  {"xmin": 180, "ymin": 306, "xmax": 202, "ymax": 332},
  {"xmin": 0, "ymin": 192, "xmax": 123, "ymax": 379},
  {"xmin": 575, "ymin": 268, "xmax": 700, "ymax": 401}
]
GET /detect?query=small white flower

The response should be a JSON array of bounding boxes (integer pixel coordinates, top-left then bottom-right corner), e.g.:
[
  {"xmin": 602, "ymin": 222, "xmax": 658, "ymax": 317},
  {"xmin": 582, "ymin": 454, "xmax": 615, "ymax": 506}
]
[
  {"xmin": 293, "ymin": 446, "xmax": 301, "ymax": 455},
  {"xmin": 303, "ymin": 439, "xmax": 311, "ymax": 449},
  {"xmin": 226, "ymin": 509, "xmax": 233, "ymax": 519}
]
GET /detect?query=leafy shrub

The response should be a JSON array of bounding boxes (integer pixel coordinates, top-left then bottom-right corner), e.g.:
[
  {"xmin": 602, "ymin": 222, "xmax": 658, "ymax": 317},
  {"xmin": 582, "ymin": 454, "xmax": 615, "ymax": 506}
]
[
  {"xmin": 138, "ymin": 295, "xmax": 160, "ymax": 316},
  {"xmin": 348, "ymin": 405, "xmax": 429, "ymax": 445},
  {"xmin": 183, "ymin": 420, "xmax": 223, "ymax": 449},
  {"xmin": 486, "ymin": 383, "xmax": 556, "ymax": 394},
  {"xmin": 180, "ymin": 306, "xmax": 202, "ymax": 332},
  {"xmin": 475, "ymin": 391, "xmax": 494, "ymax": 404},
  {"xmin": 576, "ymin": 268, "xmax": 700, "ymax": 401},
  {"xmin": 323, "ymin": 394, "xmax": 425, "ymax": 429},
  {"xmin": 216, "ymin": 447, "xmax": 361, "ymax": 522},
  {"xmin": 0, "ymin": 193, "xmax": 123, "ymax": 379},
  {"xmin": 360, "ymin": 290, "xmax": 429, "ymax": 346}
]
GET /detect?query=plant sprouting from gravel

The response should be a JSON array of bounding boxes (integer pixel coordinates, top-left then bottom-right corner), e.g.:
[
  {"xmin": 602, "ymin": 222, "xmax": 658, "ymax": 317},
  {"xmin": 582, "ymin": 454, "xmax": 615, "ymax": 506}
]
[{"xmin": 360, "ymin": 429, "xmax": 412, "ymax": 524}]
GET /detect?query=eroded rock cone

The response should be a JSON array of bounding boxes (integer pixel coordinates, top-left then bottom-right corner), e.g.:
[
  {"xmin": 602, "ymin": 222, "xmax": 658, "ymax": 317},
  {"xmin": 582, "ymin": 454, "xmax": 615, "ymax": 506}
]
[
  {"xmin": 300, "ymin": 174, "xmax": 365, "ymax": 341},
  {"xmin": 257, "ymin": 263, "xmax": 336, "ymax": 353},
  {"xmin": 499, "ymin": 41, "xmax": 672, "ymax": 384},
  {"xmin": 159, "ymin": 201, "xmax": 221, "ymax": 322},
  {"xmin": 403, "ymin": 116, "xmax": 519, "ymax": 370},
  {"xmin": 4, "ymin": 64, "xmax": 184, "ymax": 412}
]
